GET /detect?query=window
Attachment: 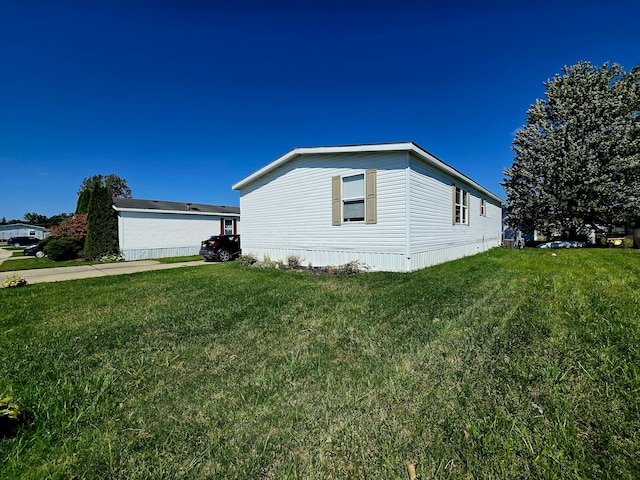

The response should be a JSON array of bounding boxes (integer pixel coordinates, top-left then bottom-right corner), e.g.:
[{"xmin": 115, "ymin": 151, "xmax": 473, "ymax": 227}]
[
  {"xmin": 342, "ymin": 174, "xmax": 365, "ymax": 222},
  {"xmin": 453, "ymin": 186, "xmax": 469, "ymax": 225},
  {"xmin": 224, "ymin": 219, "xmax": 234, "ymax": 235},
  {"xmin": 480, "ymin": 198, "xmax": 487, "ymax": 217},
  {"xmin": 332, "ymin": 170, "xmax": 377, "ymax": 225}
]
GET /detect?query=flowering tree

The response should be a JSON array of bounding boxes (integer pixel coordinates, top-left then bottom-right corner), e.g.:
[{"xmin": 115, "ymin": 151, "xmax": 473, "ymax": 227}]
[
  {"xmin": 502, "ymin": 61, "xmax": 640, "ymax": 239},
  {"xmin": 50, "ymin": 214, "xmax": 88, "ymax": 239}
]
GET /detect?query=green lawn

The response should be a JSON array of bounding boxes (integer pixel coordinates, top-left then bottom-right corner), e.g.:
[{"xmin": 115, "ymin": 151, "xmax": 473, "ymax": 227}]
[
  {"xmin": 1, "ymin": 248, "xmax": 639, "ymax": 479},
  {"xmin": 0, "ymin": 255, "xmax": 201, "ymax": 272},
  {"xmin": 0, "ymin": 257, "xmax": 99, "ymax": 272}
]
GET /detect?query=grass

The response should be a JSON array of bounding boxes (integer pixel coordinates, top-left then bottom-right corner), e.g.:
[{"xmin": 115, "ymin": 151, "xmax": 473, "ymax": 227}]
[
  {"xmin": 0, "ymin": 257, "xmax": 99, "ymax": 272},
  {"xmin": 0, "ymin": 254, "xmax": 201, "ymax": 272},
  {"xmin": 156, "ymin": 255, "xmax": 203, "ymax": 263},
  {"xmin": 1, "ymin": 248, "xmax": 639, "ymax": 479}
]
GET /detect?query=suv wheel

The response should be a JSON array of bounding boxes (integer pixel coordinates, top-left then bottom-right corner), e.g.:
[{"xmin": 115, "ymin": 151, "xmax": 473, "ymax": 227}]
[{"xmin": 217, "ymin": 249, "xmax": 232, "ymax": 262}]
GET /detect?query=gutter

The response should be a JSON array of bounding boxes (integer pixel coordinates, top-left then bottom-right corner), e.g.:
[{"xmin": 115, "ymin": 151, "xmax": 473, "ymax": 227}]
[{"xmin": 112, "ymin": 207, "xmax": 240, "ymax": 217}]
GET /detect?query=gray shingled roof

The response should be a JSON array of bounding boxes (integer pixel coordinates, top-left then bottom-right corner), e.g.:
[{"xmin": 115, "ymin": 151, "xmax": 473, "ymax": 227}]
[{"xmin": 112, "ymin": 198, "xmax": 240, "ymax": 215}]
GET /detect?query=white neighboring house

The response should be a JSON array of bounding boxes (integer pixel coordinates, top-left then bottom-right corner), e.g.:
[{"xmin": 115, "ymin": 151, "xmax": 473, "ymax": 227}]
[
  {"xmin": 112, "ymin": 198, "xmax": 240, "ymax": 260},
  {"xmin": 232, "ymin": 142, "xmax": 503, "ymax": 272},
  {"xmin": 0, "ymin": 223, "xmax": 46, "ymax": 241}
]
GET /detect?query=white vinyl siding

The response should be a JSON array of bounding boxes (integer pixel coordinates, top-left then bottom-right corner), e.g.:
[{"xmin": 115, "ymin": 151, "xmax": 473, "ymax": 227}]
[
  {"xmin": 117, "ymin": 212, "xmax": 239, "ymax": 260},
  {"xmin": 239, "ymin": 152, "xmax": 406, "ymax": 270},
  {"xmin": 236, "ymin": 147, "xmax": 502, "ymax": 272},
  {"xmin": 408, "ymin": 154, "xmax": 502, "ymax": 268}
]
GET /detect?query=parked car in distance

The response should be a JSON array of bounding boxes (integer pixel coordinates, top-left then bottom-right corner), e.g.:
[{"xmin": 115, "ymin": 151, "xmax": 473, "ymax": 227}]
[
  {"xmin": 8, "ymin": 236, "xmax": 40, "ymax": 247},
  {"xmin": 199, "ymin": 235, "xmax": 241, "ymax": 262},
  {"xmin": 23, "ymin": 244, "xmax": 45, "ymax": 258},
  {"xmin": 537, "ymin": 240, "xmax": 586, "ymax": 249}
]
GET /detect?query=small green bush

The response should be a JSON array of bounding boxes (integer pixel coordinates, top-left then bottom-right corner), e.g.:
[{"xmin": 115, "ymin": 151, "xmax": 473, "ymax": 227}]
[
  {"xmin": 44, "ymin": 236, "xmax": 84, "ymax": 261},
  {"xmin": 286, "ymin": 255, "xmax": 303, "ymax": 269},
  {"xmin": 339, "ymin": 260, "xmax": 369, "ymax": 274},
  {"xmin": 37, "ymin": 236, "xmax": 55, "ymax": 250},
  {"xmin": 238, "ymin": 254, "xmax": 258, "ymax": 267}
]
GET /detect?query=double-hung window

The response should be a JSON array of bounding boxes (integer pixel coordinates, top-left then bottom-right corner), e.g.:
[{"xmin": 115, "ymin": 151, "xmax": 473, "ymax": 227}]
[
  {"xmin": 224, "ymin": 219, "xmax": 234, "ymax": 235},
  {"xmin": 332, "ymin": 170, "xmax": 377, "ymax": 225},
  {"xmin": 342, "ymin": 174, "xmax": 365, "ymax": 222},
  {"xmin": 480, "ymin": 198, "xmax": 487, "ymax": 217},
  {"xmin": 453, "ymin": 186, "xmax": 469, "ymax": 225}
]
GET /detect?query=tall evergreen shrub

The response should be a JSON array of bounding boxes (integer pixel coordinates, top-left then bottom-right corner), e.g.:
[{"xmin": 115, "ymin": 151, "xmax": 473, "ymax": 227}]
[{"xmin": 84, "ymin": 182, "xmax": 119, "ymax": 259}]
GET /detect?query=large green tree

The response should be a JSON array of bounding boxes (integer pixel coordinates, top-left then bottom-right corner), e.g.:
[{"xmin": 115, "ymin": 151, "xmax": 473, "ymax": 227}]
[
  {"xmin": 83, "ymin": 180, "xmax": 120, "ymax": 259},
  {"xmin": 76, "ymin": 173, "xmax": 132, "ymax": 214},
  {"xmin": 502, "ymin": 61, "xmax": 640, "ymax": 239}
]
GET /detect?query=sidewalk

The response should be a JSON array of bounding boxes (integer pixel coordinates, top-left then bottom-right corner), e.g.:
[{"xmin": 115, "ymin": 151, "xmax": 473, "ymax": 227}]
[{"xmin": 0, "ymin": 248, "xmax": 210, "ymax": 285}]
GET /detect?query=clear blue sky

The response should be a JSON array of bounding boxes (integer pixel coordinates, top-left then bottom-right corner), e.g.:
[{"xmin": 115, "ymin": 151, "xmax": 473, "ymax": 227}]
[{"xmin": 1, "ymin": 0, "xmax": 639, "ymax": 221}]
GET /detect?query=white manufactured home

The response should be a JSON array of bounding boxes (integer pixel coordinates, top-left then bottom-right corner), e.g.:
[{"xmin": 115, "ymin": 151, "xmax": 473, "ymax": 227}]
[
  {"xmin": 113, "ymin": 198, "xmax": 240, "ymax": 260},
  {"xmin": 232, "ymin": 142, "xmax": 502, "ymax": 272},
  {"xmin": 0, "ymin": 223, "xmax": 46, "ymax": 241}
]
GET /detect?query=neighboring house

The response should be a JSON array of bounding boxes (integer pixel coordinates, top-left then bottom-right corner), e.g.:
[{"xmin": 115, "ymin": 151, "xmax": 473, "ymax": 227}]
[
  {"xmin": 0, "ymin": 223, "xmax": 46, "ymax": 241},
  {"xmin": 232, "ymin": 142, "xmax": 503, "ymax": 272},
  {"xmin": 112, "ymin": 198, "xmax": 240, "ymax": 260}
]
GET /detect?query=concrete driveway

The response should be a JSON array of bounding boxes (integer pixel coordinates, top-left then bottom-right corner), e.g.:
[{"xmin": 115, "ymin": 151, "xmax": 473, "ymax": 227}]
[{"xmin": 0, "ymin": 248, "xmax": 210, "ymax": 285}]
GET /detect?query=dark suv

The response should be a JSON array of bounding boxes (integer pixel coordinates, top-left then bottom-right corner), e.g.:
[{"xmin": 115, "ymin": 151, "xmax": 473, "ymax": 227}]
[
  {"xmin": 7, "ymin": 236, "xmax": 40, "ymax": 247},
  {"xmin": 199, "ymin": 235, "xmax": 241, "ymax": 262}
]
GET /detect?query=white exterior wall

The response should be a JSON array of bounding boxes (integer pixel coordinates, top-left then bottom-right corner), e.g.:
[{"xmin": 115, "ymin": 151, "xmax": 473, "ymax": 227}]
[
  {"xmin": 239, "ymin": 152, "xmax": 409, "ymax": 271},
  {"xmin": 238, "ymin": 150, "xmax": 503, "ymax": 272},
  {"xmin": 117, "ymin": 212, "xmax": 239, "ymax": 260},
  {"xmin": 0, "ymin": 225, "xmax": 45, "ymax": 240},
  {"xmin": 408, "ymin": 155, "xmax": 502, "ymax": 270}
]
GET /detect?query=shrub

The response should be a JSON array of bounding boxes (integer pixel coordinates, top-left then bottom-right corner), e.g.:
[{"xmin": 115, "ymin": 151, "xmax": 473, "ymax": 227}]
[
  {"xmin": 44, "ymin": 236, "xmax": 84, "ymax": 261},
  {"xmin": 339, "ymin": 260, "xmax": 370, "ymax": 274},
  {"xmin": 37, "ymin": 236, "xmax": 55, "ymax": 250},
  {"xmin": 84, "ymin": 182, "xmax": 119, "ymax": 259},
  {"xmin": 238, "ymin": 254, "xmax": 258, "ymax": 267},
  {"xmin": 99, "ymin": 253, "xmax": 125, "ymax": 262},
  {"xmin": 254, "ymin": 258, "xmax": 279, "ymax": 269},
  {"xmin": 287, "ymin": 255, "xmax": 303, "ymax": 269},
  {"xmin": 2, "ymin": 275, "xmax": 27, "ymax": 288},
  {"xmin": 50, "ymin": 214, "xmax": 88, "ymax": 239}
]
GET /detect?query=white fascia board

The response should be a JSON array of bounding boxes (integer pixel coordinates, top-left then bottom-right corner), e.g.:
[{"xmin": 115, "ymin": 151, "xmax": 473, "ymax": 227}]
[
  {"xmin": 112, "ymin": 206, "xmax": 240, "ymax": 217},
  {"xmin": 232, "ymin": 142, "xmax": 503, "ymax": 204}
]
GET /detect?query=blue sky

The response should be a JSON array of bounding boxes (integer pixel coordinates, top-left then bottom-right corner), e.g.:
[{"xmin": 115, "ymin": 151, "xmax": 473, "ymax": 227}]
[{"xmin": 1, "ymin": 0, "xmax": 639, "ymax": 221}]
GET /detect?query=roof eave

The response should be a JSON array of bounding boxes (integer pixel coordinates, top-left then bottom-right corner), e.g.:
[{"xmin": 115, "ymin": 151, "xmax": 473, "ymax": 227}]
[
  {"xmin": 112, "ymin": 206, "xmax": 240, "ymax": 217},
  {"xmin": 232, "ymin": 142, "xmax": 503, "ymax": 203}
]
